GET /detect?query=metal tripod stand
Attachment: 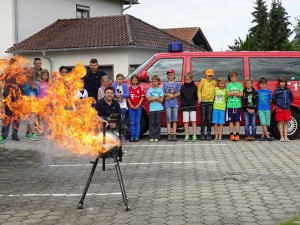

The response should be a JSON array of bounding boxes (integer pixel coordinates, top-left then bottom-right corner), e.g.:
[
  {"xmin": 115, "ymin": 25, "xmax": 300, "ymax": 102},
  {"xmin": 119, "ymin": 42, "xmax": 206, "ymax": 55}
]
[{"xmin": 77, "ymin": 114, "xmax": 130, "ymax": 211}]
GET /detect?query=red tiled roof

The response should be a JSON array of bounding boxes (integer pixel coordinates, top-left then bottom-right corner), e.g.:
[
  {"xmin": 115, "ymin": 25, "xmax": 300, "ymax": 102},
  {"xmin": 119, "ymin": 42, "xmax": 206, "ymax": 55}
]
[
  {"xmin": 7, "ymin": 15, "xmax": 204, "ymax": 53},
  {"xmin": 162, "ymin": 27, "xmax": 200, "ymax": 43}
]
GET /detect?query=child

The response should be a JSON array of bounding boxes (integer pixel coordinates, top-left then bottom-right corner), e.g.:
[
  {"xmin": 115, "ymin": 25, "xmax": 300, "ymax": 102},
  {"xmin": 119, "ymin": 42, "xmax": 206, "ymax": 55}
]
[
  {"xmin": 272, "ymin": 76, "xmax": 294, "ymax": 142},
  {"xmin": 242, "ymin": 77, "xmax": 258, "ymax": 141},
  {"xmin": 112, "ymin": 73, "xmax": 129, "ymax": 140},
  {"xmin": 0, "ymin": 81, "xmax": 4, "ymax": 143},
  {"xmin": 38, "ymin": 69, "xmax": 50, "ymax": 99},
  {"xmin": 127, "ymin": 75, "xmax": 145, "ymax": 142},
  {"xmin": 163, "ymin": 69, "xmax": 181, "ymax": 141},
  {"xmin": 226, "ymin": 70, "xmax": 243, "ymax": 141},
  {"xmin": 212, "ymin": 77, "xmax": 227, "ymax": 141},
  {"xmin": 147, "ymin": 75, "xmax": 164, "ymax": 142},
  {"xmin": 76, "ymin": 85, "xmax": 88, "ymax": 99},
  {"xmin": 23, "ymin": 67, "xmax": 39, "ymax": 141},
  {"xmin": 98, "ymin": 75, "xmax": 111, "ymax": 100},
  {"xmin": 37, "ymin": 69, "xmax": 50, "ymax": 135},
  {"xmin": 257, "ymin": 77, "xmax": 273, "ymax": 141},
  {"xmin": 197, "ymin": 68, "xmax": 216, "ymax": 141},
  {"xmin": 181, "ymin": 73, "xmax": 197, "ymax": 142}
]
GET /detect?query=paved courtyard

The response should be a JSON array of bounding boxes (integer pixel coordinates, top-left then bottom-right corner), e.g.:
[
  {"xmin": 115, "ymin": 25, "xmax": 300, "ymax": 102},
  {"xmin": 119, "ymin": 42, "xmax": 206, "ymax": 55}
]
[{"xmin": 0, "ymin": 128, "xmax": 299, "ymax": 225}]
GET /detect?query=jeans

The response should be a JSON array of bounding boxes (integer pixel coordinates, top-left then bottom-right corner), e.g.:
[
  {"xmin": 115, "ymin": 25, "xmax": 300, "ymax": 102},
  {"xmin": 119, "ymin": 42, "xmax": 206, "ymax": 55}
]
[
  {"xmin": 120, "ymin": 108, "xmax": 128, "ymax": 138},
  {"xmin": 129, "ymin": 106, "xmax": 142, "ymax": 139},
  {"xmin": 149, "ymin": 110, "xmax": 162, "ymax": 139},
  {"xmin": 244, "ymin": 111, "xmax": 257, "ymax": 136},
  {"xmin": 200, "ymin": 102, "xmax": 213, "ymax": 133},
  {"xmin": 2, "ymin": 104, "xmax": 19, "ymax": 139}
]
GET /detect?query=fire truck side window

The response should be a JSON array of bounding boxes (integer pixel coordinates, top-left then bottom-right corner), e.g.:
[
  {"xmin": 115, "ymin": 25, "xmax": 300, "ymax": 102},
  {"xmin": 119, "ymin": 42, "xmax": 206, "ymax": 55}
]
[
  {"xmin": 191, "ymin": 57, "xmax": 244, "ymax": 82},
  {"xmin": 249, "ymin": 58, "xmax": 300, "ymax": 81},
  {"xmin": 147, "ymin": 58, "xmax": 183, "ymax": 82}
]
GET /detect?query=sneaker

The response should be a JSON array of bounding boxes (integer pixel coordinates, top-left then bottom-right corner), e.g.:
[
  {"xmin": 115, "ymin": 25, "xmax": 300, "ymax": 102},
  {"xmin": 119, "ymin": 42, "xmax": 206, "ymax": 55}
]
[
  {"xmin": 167, "ymin": 134, "xmax": 173, "ymax": 141},
  {"xmin": 0, "ymin": 136, "xmax": 5, "ymax": 144},
  {"xmin": 192, "ymin": 135, "xmax": 197, "ymax": 142},
  {"xmin": 153, "ymin": 139, "xmax": 159, "ymax": 142},
  {"xmin": 12, "ymin": 136, "xmax": 20, "ymax": 141},
  {"xmin": 234, "ymin": 135, "xmax": 240, "ymax": 141},
  {"xmin": 134, "ymin": 137, "xmax": 139, "ymax": 142},
  {"xmin": 129, "ymin": 138, "xmax": 134, "ymax": 142},
  {"xmin": 149, "ymin": 139, "xmax": 154, "ymax": 142},
  {"xmin": 172, "ymin": 134, "xmax": 177, "ymax": 141},
  {"xmin": 267, "ymin": 136, "xmax": 274, "ymax": 141},
  {"xmin": 250, "ymin": 135, "xmax": 255, "ymax": 141},
  {"xmin": 184, "ymin": 135, "xmax": 189, "ymax": 142},
  {"xmin": 259, "ymin": 137, "xmax": 265, "ymax": 141},
  {"xmin": 206, "ymin": 133, "xmax": 211, "ymax": 141},
  {"xmin": 244, "ymin": 136, "xmax": 250, "ymax": 141},
  {"xmin": 200, "ymin": 133, "xmax": 205, "ymax": 141},
  {"xmin": 24, "ymin": 133, "xmax": 30, "ymax": 139},
  {"xmin": 285, "ymin": 138, "xmax": 290, "ymax": 142},
  {"xmin": 230, "ymin": 134, "xmax": 235, "ymax": 141},
  {"xmin": 30, "ymin": 133, "xmax": 38, "ymax": 141}
]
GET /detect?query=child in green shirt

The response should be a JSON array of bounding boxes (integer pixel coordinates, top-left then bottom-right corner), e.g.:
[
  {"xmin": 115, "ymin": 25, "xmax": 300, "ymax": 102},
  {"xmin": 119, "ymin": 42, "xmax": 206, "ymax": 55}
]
[{"xmin": 226, "ymin": 70, "xmax": 243, "ymax": 141}]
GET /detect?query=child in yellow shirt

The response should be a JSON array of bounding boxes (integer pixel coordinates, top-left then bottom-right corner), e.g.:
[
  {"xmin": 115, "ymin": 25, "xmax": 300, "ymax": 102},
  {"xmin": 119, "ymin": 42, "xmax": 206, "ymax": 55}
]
[{"xmin": 197, "ymin": 68, "xmax": 216, "ymax": 141}]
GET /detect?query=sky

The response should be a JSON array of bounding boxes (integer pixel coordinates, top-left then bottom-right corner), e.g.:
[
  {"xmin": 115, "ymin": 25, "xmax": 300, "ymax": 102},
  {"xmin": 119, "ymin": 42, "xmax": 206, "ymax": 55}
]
[{"xmin": 126, "ymin": 0, "xmax": 299, "ymax": 51}]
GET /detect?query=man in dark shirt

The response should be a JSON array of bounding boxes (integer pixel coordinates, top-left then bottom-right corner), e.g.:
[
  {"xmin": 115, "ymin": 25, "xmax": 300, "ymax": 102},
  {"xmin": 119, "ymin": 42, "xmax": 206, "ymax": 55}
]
[
  {"xmin": 95, "ymin": 86, "xmax": 120, "ymax": 130},
  {"xmin": 83, "ymin": 58, "xmax": 107, "ymax": 101},
  {"xmin": 33, "ymin": 58, "xmax": 42, "ymax": 81}
]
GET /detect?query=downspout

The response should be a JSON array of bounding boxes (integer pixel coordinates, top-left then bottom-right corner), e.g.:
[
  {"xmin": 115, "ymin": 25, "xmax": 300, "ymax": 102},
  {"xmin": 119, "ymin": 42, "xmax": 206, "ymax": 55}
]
[
  {"xmin": 121, "ymin": 1, "xmax": 132, "ymax": 14},
  {"xmin": 42, "ymin": 50, "xmax": 53, "ymax": 76},
  {"xmin": 13, "ymin": 0, "xmax": 19, "ymax": 43}
]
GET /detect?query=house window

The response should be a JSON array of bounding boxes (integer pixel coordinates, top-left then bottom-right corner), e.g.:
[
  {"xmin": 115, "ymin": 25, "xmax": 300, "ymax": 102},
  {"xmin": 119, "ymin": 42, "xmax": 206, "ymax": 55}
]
[{"xmin": 76, "ymin": 4, "xmax": 90, "ymax": 18}]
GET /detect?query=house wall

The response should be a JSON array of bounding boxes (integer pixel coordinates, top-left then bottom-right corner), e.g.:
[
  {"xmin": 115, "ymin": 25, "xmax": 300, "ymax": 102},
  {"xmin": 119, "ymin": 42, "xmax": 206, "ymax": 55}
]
[
  {"xmin": 0, "ymin": 0, "xmax": 123, "ymax": 57},
  {"xmin": 17, "ymin": 0, "xmax": 122, "ymax": 43},
  {"xmin": 20, "ymin": 47, "xmax": 156, "ymax": 80},
  {"xmin": 0, "ymin": 0, "xmax": 14, "ymax": 57}
]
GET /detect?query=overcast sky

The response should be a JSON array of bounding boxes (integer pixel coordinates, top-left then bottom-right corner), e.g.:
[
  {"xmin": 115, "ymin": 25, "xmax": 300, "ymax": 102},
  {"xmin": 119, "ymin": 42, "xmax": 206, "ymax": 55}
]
[{"xmin": 126, "ymin": 0, "xmax": 299, "ymax": 51}]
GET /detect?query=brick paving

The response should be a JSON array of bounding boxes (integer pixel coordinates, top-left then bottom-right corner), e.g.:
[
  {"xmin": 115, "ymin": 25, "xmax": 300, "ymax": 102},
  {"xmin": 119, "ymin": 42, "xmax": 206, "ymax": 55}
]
[{"xmin": 0, "ymin": 129, "xmax": 299, "ymax": 225}]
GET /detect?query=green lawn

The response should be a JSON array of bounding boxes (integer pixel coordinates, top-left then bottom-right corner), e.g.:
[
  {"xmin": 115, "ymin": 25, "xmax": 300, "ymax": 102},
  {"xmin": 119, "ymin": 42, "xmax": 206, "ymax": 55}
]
[{"xmin": 278, "ymin": 214, "xmax": 300, "ymax": 225}]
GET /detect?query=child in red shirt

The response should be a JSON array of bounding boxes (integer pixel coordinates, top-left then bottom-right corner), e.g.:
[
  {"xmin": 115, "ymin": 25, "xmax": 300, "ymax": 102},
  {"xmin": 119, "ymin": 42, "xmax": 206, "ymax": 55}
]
[{"xmin": 127, "ymin": 75, "xmax": 145, "ymax": 142}]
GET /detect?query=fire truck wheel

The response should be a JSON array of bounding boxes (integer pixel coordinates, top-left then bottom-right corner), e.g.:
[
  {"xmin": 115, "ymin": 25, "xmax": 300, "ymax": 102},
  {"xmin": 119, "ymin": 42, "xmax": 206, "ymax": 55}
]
[{"xmin": 271, "ymin": 109, "xmax": 300, "ymax": 140}]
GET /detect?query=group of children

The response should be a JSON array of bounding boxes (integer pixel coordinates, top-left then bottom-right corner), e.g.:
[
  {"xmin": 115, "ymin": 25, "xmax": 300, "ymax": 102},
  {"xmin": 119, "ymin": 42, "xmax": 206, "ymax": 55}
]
[{"xmin": 145, "ymin": 68, "xmax": 294, "ymax": 142}]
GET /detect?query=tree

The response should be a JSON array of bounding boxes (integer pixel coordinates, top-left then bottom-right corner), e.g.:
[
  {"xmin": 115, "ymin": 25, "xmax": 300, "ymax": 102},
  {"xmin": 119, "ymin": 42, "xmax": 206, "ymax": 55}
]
[
  {"xmin": 268, "ymin": 0, "xmax": 292, "ymax": 50},
  {"xmin": 292, "ymin": 17, "xmax": 300, "ymax": 50},
  {"xmin": 228, "ymin": 0, "xmax": 293, "ymax": 51},
  {"xmin": 249, "ymin": 0, "xmax": 270, "ymax": 50}
]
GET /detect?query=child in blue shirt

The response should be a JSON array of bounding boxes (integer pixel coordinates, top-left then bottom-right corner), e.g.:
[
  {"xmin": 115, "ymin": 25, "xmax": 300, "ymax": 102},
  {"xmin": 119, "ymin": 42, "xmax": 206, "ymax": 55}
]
[
  {"xmin": 147, "ymin": 75, "xmax": 164, "ymax": 142},
  {"xmin": 257, "ymin": 77, "xmax": 273, "ymax": 141},
  {"xmin": 163, "ymin": 69, "xmax": 181, "ymax": 141}
]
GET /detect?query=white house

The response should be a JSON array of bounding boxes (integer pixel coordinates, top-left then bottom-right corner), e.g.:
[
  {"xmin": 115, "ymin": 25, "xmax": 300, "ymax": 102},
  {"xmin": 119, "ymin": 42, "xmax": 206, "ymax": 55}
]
[
  {"xmin": 0, "ymin": 0, "xmax": 139, "ymax": 58},
  {"xmin": 3, "ymin": 0, "xmax": 206, "ymax": 78}
]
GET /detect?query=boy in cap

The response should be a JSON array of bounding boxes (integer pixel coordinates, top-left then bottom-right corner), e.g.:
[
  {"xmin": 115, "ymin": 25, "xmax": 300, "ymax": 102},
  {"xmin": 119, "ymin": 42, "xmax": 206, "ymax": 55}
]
[
  {"xmin": 197, "ymin": 68, "xmax": 216, "ymax": 140},
  {"xmin": 163, "ymin": 69, "xmax": 181, "ymax": 141}
]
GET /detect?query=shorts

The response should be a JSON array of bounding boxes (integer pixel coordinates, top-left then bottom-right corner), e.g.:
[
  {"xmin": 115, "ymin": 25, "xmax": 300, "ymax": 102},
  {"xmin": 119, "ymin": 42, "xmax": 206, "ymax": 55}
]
[
  {"xmin": 27, "ymin": 113, "xmax": 35, "ymax": 124},
  {"xmin": 258, "ymin": 110, "xmax": 270, "ymax": 126},
  {"xmin": 166, "ymin": 107, "xmax": 178, "ymax": 122},
  {"xmin": 275, "ymin": 108, "xmax": 291, "ymax": 122},
  {"xmin": 183, "ymin": 111, "xmax": 196, "ymax": 122},
  {"xmin": 226, "ymin": 108, "xmax": 241, "ymax": 122},
  {"xmin": 212, "ymin": 109, "xmax": 225, "ymax": 124}
]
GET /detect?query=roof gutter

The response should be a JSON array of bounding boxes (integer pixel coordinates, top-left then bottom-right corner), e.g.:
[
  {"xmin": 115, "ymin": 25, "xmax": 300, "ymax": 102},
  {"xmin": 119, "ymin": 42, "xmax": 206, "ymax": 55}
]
[
  {"xmin": 42, "ymin": 50, "xmax": 53, "ymax": 75},
  {"xmin": 7, "ymin": 45, "xmax": 166, "ymax": 54},
  {"xmin": 13, "ymin": 0, "xmax": 19, "ymax": 43},
  {"xmin": 122, "ymin": 0, "xmax": 138, "ymax": 14}
]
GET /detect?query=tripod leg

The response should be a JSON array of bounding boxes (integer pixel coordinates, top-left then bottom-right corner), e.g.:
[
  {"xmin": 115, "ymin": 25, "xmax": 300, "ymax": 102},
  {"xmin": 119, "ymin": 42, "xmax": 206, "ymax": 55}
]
[
  {"xmin": 114, "ymin": 157, "xmax": 130, "ymax": 211},
  {"xmin": 77, "ymin": 157, "xmax": 100, "ymax": 209},
  {"xmin": 102, "ymin": 157, "xmax": 106, "ymax": 171}
]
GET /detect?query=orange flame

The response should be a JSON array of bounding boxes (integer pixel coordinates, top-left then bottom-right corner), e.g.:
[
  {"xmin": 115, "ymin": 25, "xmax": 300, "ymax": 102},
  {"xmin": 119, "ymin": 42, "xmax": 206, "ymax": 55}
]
[{"xmin": 1, "ymin": 56, "xmax": 119, "ymax": 156}]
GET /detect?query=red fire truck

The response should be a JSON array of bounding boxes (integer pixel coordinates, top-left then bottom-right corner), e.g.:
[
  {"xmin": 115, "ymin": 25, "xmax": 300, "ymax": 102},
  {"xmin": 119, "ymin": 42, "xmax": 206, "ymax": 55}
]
[{"xmin": 125, "ymin": 47, "xmax": 300, "ymax": 139}]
